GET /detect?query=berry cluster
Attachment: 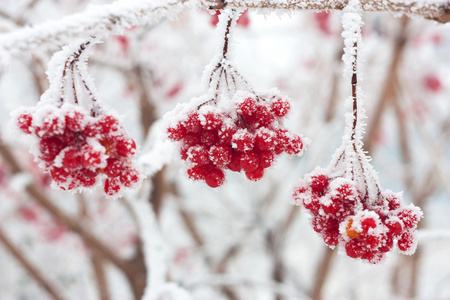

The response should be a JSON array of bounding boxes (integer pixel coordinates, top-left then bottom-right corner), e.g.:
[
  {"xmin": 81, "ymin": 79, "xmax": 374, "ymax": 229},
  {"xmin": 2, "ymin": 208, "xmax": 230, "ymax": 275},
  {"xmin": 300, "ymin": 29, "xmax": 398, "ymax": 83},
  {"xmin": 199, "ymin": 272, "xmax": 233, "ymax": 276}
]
[
  {"xmin": 166, "ymin": 92, "xmax": 304, "ymax": 188},
  {"xmin": 14, "ymin": 103, "xmax": 141, "ymax": 196},
  {"xmin": 293, "ymin": 168, "xmax": 422, "ymax": 263}
]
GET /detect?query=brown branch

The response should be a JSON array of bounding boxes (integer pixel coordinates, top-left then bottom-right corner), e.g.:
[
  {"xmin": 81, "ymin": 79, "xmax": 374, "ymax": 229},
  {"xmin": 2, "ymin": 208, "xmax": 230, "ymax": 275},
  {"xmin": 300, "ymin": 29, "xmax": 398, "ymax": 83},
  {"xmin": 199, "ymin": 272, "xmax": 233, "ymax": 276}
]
[
  {"xmin": 310, "ymin": 248, "xmax": 334, "ymax": 300},
  {"xmin": 0, "ymin": 225, "xmax": 65, "ymax": 300},
  {"xmin": 210, "ymin": 0, "xmax": 450, "ymax": 23},
  {"xmin": 363, "ymin": 16, "xmax": 409, "ymax": 153}
]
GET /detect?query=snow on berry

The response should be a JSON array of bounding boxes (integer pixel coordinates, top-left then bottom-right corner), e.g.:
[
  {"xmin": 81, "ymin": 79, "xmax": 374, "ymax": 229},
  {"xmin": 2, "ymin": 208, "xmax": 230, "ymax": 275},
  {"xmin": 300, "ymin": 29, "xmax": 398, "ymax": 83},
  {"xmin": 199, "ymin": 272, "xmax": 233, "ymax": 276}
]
[
  {"xmin": 164, "ymin": 91, "xmax": 305, "ymax": 188},
  {"xmin": 12, "ymin": 103, "xmax": 142, "ymax": 196}
]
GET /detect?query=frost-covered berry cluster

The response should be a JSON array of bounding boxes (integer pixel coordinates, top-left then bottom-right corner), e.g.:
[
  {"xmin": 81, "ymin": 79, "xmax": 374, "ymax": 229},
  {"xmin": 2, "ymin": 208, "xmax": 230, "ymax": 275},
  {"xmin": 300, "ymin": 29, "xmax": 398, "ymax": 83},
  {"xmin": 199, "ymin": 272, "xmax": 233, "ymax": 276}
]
[
  {"xmin": 166, "ymin": 91, "xmax": 304, "ymax": 188},
  {"xmin": 293, "ymin": 168, "xmax": 422, "ymax": 263},
  {"xmin": 14, "ymin": 103, "xmax": 141, "ymax": 196}
]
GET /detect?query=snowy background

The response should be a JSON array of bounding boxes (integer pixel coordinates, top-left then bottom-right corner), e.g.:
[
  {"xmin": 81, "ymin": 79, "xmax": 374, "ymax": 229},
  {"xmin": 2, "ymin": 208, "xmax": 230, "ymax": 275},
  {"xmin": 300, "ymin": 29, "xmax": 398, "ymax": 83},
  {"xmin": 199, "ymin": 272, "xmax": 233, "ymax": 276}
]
[{"xmin": 0, "ymin": 0, "xmax": 450, "ymax": 299}]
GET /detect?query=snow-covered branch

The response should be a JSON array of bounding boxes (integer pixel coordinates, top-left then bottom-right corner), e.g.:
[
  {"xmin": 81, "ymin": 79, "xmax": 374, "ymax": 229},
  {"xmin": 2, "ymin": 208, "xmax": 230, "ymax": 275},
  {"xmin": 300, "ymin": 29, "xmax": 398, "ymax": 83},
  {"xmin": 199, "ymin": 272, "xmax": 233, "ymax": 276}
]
[
  {"xmin": 0, "ymin": 0, "xmax": 449, "ymax": 58},
  {"xmin": 210, "ymin": 0, "xmax": 450, "ymax": 23},
  {"xmin": 0, "ymin": 0, "xmax": 193, "ymax": 57}
]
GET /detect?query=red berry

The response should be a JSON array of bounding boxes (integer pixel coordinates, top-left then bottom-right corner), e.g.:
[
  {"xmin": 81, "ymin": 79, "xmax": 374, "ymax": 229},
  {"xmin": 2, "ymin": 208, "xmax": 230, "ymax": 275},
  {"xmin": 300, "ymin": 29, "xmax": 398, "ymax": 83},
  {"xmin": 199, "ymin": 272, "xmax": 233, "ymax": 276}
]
[
  {"xmin": 39, "ymin": 137, "xmax": 65, "ymax": 162},
  {"xmin": 209, "ymin": 145, "xmax": 232, "ymax": 166},
  {"xmin": 116, "ymin": 137, "xmax": 137, "ymax": 157},
  {"xmin": 255, "ymin": 128, "xmax": 276, "ymax": 151},
  {"xmin": 200, "ymin": 130, "xmax": 218, "ymax": 146},
  {"xmin": 202, "ymin": 112, "xmax": 223, "ymax": 130},
  {"xmin": 284, "ymin": 133, "xmax": 303, "ymax": 155},
  {"xmin": 385, "ymin": 219, "xmax": 403, "ymax": 237},
  {"xmin": 183, "ymin": 112, "xmax": 202, "ymax": 133},
  {"xmin": 258, "ymin": 151, "xmax": 275, "ymax": 168},
  {"xmin": 50, "ymin": 167, "xmax": 70, "ymax": 183},
  {"xmin": 361, "ymin": 217, "xmax": 377, "ymax": 233},
  {"xmin": 270, "ymin": 98, "xmax": 291, "ymax": 117},
  {"xmin": 236, "ymin": 97, "xmax": 257, "ymax": 117},
  {"xmin": 239, "ymin": 151, "xmax": 259, "ymax": 172},
  {"xmin": 397, "ymin": 231, "xmax": 415, "ymax": 252},
  {"xmin": 167, "ymin": 123, "xmax": 187, "ymax": 141},
  {"xmin": 245, "ymin": 166, "xmax": 264, "ymax": 181},
  {"xmin": 227, "ymin": 152, "xmax": 242, "ymax": 172},
  {"xmin": 80, "ymin": 145, "xmax": 103, "ymax": 167},
  {"xmin": 183, "ymin": 133, "xmax": 201, "ymax": 147},
  {"xmin": 39, "ymin": 113, "xmax": 64, "ymax": 137},
  {"xmin": 65, "ymin": 111, "xmax": 85, "ymax": 132},
  {"xmin": 397, "ymin": 208, "xmax": 420, "ymax": 230},
  {"xmin": 75, "ymin": 171, "xmax": 97, "ymax": 187},
  {"xmin": 119, "ymin": 168, "xmax": 140, "ymax": 187},
  {"xmin": 104, "ymin": 178, "xmax": 121, "ymax": 196},
  {"xmin": 17, "ymin": 113, "xmax": 33, "ymax": 134},
  {"xmin": 61, "ymin": 147, "xmax": 82, "ymax": 169},
  {"xmin": 310, "ymin": 174, "xmax": 329, "ymax": 194},
  {"xmin": 83, "ymin": 121, "xmax": 99, "ymax": 137},
  {"xmin": 187, "ymin": 165, "xmax": 209, "ymax": 181},
  {"xmin": 97, "ymin": 115, "xmax": 119, "ymax": 135},
  {"xmin": 104, "ymin": 158, "xmax": 124, "ymax": 178},
  {"xmin": 252, "ymin": 105, "xmax": 275, "ymax": 127},
  {"xmin": 232, "ymin": 129, "xmax": 254, "ymax": 152},
  {"xmin": 204, "ymin": 168, "xmax": 225, "ymax": 188},
  {"xmin": 187, "ymin": 145, "xmax": 209, "ymax": 165},
  {"xmin": 218, "ymin": 123, "xmax": 237, "ymax": 144},
  {"xmin": 80, "ymin": 168, "xmax": 99, "ymax": 178}
]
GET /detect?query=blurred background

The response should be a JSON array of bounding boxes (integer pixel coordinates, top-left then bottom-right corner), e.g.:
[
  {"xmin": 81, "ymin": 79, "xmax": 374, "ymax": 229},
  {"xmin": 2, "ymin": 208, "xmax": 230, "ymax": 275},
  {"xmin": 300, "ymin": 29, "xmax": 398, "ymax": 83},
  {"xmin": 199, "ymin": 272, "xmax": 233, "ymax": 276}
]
[{"xmin": 0, "ymin": 0, "xmax": 450, "ymax": 299}]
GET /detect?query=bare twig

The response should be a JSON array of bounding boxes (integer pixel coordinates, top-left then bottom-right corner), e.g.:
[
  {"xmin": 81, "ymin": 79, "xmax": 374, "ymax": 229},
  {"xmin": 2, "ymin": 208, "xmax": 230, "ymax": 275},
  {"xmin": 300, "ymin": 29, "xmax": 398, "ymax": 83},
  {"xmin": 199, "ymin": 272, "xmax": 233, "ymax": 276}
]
[{"xmin": 0, "ymin": 225, "xmax": 65, "ymax": 300}]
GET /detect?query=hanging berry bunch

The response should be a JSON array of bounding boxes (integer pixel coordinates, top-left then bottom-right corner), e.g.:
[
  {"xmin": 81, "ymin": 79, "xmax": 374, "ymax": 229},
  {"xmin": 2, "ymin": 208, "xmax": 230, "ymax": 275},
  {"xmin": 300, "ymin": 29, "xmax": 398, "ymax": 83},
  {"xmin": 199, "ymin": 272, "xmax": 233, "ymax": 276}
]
[
  {"xmin": 292, "ymin": 1, "xmax": 422, "ymax": 264},
  {"xmin": 165, "ymin": 9, "xmax": 305, "ymax": 188},
  {"xmin": 12, "ymin": 38, "xmax": 141, "ymax": 196}
]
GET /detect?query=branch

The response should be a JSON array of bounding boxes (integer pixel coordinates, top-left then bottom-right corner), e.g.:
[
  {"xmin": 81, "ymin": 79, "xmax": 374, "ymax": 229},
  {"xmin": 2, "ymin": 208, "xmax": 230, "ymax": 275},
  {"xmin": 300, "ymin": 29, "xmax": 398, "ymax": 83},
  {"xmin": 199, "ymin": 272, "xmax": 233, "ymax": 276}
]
[
  {"xmin": 216, "ymin": 0, "xmax": 450, "ymax": 23},
  {"xmin": 0, "ymin": 0, "xmax": 192, "ymax": 56},
  {"xmin": 0, "ymin": 225, "xmax": 64, "ymax": 300}
]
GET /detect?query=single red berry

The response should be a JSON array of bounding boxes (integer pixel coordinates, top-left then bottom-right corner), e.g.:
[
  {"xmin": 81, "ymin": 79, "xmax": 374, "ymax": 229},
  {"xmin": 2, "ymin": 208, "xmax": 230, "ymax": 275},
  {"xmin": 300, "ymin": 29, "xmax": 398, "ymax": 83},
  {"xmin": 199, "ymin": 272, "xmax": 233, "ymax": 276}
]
[
  {"xmin": 321, "ymin": 197, "xmax": 343, "ymax": 216},
  {"xmin": 239, "ymin": 151, "xmax": 259, "ymax": 172},
  {"xmin": 284, "ymin": 133, "xmax": 303, "ymax": 155},
  {"xmin": 116, "ymin": 137, "xmax": 137, "ymax": 157},
  {"xmin": 232, "ymin": 129, "xmax": 255, "ymax": 152},
  {"xmin": 49, "ymin": 167, "xmax": 70, "ymax": 183},
  {"xmin": 119, "ymin": 168, "xmax": 140, "ymax": 187},
  {"xmin": 270, "ymin": 98, "xmax": 291, "ymax": 117},
  {"xmin": 80, "ymin": 168, "xmax": 99, "ymax": 178},
  {"xmin": 204, "ymin": 168, "xmax": 225, "ymax": 188},
  {"xmin": 39, "ymin": 137, "xmax": 65, "ymax": 162},
  {"xmin": 361, "ymin": 217, "xmax": 377, "ymax": 233},
  {"xmin": 218, "ymin": 123, "xmax": 237, "ymax": 145},
  {"xmin": 183, "ymin": 112, "xmax": 202, "ymax": 133},
  {"xmin": 17, "ymin": 113, "xmax": 33, "ymax": 134},
  {"xmin": 202, "ymin": 112, "xmax": 223, "ymax": 130},
  {"xmin": 183, "ymin": 133, "xmax": 201, "ymax": 147},
  {"xmin": 104, "ymin": 178, "xmax": 121, "ymax": 196},
  {"xmin": 323, "ymin": 229, "xmax": 339, "ymax": 246},
  {"xmin": 209, "ymin": 145, "xmax": 232, "ymax": 166},
  {"xmin": 187, "ymin": 145, "xmax": 209, "ymax": 165},
  {"xmin": 167, "ymin": 123, "xmax": 187, "ymax": 141},
  {"xmin": 37, "ymin": 114, "xmax": 64, "ymax": 138},
  {"xmin": 345, "ymin": 240, "xmax": 361, "ymax": 259},
  {"xmin": 61, "ymin": 147, "xmax": 82, "ymax": 169},
  {"xmin": 258, "ymin": 150, "xmax": 275, "ymax": 168},
  {"xmin": 187, "ymin": 164, "xmax": 210, "ymax": 181},
  {"xmin": 385, "ymin": 218, "xmax": 403, "ymax": 237},
  {"xmin": 104, "ymin": 158, "xmax": 125, "ymax": 178},
  {"xmin": 397, "ymin": 208, "xmax": 420, "ymax": 230},
  {"xmin": 236, "ymin": 10, "xmax": 250, "ymax": 27},
  {"xmin": 236, "ymin": 97, "xmax": 257, "ymax": 117},
  {"xmin": 75, "ymin": 171, "xmax": 97, "ymax": 187},
  {"xmin": 397, "ymin": 231, "xmax": 415, "ymax": 252},
  {"xmin": 200, "ymin": 130, "xmax": 218, "ymax": 146},
  {"xmin": 245, "ymin": 166, "xmax": 264, "ymax": 181},
  {"xmin": 97, "ymin": 115, "xmax": 119, "ymax": 135},
  {"xmin": 423, "ymin": 74, "xmax": 442, "ymax": 92},
  {"xmin": 252, "ymin": 105, "xmax": 275, "ymax": 127},
  {"xmin": 83, "ymin": 121, "xmax": 99, "ymax": 137},
  {"xmin": 227, "ymin": 152, "xmax": 242, "ymax": 172},
  {"xmin": 80, "ymin": 145, "xmax": 103, "ymax": 167},
  {"xmin": 255, "ymin": 128, "xmax": 276, "ymax": 151},
  {"xmin": 65, "ymin": 111, "xmax": 85, "ymax": 132},
  {"xmin": 310, "ymin": 174, "xmax": 329, "ymax": 194}
]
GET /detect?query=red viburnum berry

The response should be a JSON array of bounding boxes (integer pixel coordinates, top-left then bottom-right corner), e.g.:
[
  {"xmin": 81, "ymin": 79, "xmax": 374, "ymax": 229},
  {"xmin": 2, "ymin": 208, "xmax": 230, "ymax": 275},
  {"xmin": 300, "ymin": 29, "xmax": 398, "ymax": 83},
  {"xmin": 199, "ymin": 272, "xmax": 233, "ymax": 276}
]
[
  {"xmin": 104, "ymin": 178, "xmax": 121, "ymax": 196},
  {"xmin": 270, "ymin": 98, "xmax": 290, "ymax": 117},
  {"xmin": 397, "ymin": 231, "xmax": 415, "ymax": 252},
  {"xmin": 245, "ymin": 166, "xmax": 264, "ymax": 181},
  {"xmin": 227, "ymin": 152, "xmax": 242, "ymax": 172},
  {"xmin": 258, "ymin": 150, "xmax": 275, "ymax": 168},
  {"xmin": 97, "ymin": 115, "xmax": 119, "ymax": 134},
  {"xmin": 255, "ymin": 128, "xmax": 276, "ymax": 151},
  {"xmin": 61, "ymin": 147, "xmax": 82, "ymax": 169},
  {"xmin": 184, "ymin": 112, "xmax": 202, "ymax": 133},
  {"xmin": 239, "ymin": 151, "xmax": 259, "ymax": 172},
  {"xmin": 204, "ymin": 167, "xmax": 225, "ymax": 188},
  {"xmin": 17, "ymin": 113, "xmax": 33, "ymax": 134},
  {"xmin": 187, "ymin": 145, "xmax": 209, "ymax": 165},
  {"xmin": 167, "ymin": 124, "xmax": 187, "ymax": 141},
  {"xmin": 310, "ymin": 174, "xmax": 329, "ymax": 194},
  {"xmin": 187, "ymin": 164, "xmax": 209, "ymax": 181},
  {"xmin": 104, "ymin": 158, "xmax": 124, "ymax": 178},
  {"xmin": 232, "ymin": 129, "xmax": 254, "ymax": 152},
  {"xmin": 202, "ymin": 112, "xmax": 223, "ymax": 130},
  {"xmin": 65, "ymin": 111, "xmax": 85, "ymax": 132},
  {"xmin": 236, "ymin": 97, "xmax": 257, "ymax": 116},
  {"xmin": 209, "ymin": 145, "xmax": 232, "ymax": 166},
  {"xmin": 116, "ymin": 137, "xmax": 137, "ymax": 157},
  {"xmin": 119, "ymin": 168, "xmax": 140, "ymax": 187},
  {"xmin": 39, "ymin": 137, "xmax": 65, "ymax": 162}
]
